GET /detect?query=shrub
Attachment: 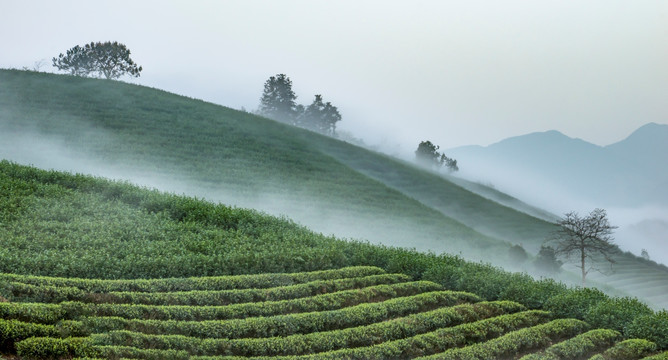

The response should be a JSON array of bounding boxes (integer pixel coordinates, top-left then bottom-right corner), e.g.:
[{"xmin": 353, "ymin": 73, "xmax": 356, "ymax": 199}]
[
  {"xmin": 601, "ymin": 338, "xmax": 657, "ymax": 359},
  {"xmin": 15, "ymin": 337, "xmax": 96, "ymax": 359},
  {"xmin": 626, "ymin": 311, "xmax": 668, "ymax": 349},
  {"xmin": 499, "ymin": 276, "xmax": 567, "ymax": 310},
  {"xmin": 544, "ymin": 287, "xmax": 608, "ymax": 320},
  {"xmin": 585, "ymin": 297, "xmax": 653, "ymax": 334}
]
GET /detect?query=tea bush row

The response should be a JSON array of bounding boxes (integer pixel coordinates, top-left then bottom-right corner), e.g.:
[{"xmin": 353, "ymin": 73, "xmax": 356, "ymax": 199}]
[
  {"xmin": 85, "ymin": 301, "xmax": 523, "ymax": 357},
  {"xmin": 520, "ymin": 328, "xmax": 620, "ymax": 360},
  {"xmin": 418, "ymin": 318, "xmax": 589, "ymax": 359},
  {"xmin": 589, "ymin": 338, "xmax": 658, "ymax": 360},
  {"xmin": 0, "ymin": 281, "xmax": 440, "ymax": 324},
  {"xmin": 2, "ymin": 273, "xmax": 410, "ymax": 305},
  {"xmin": 15, "ymin": 309, "xmax": 547, "ymax": 360},
  {"xmin": 78, "ymin": 291, "xmax": 480, "ymax": 339},
  {"xmin": 0, "ymin": 266, "xmax": 385, "ymax": 293}
]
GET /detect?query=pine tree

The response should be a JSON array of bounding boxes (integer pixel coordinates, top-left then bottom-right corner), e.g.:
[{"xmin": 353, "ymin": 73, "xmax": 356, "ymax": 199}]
[
  {"xmin": 258, "ymin": 74, "xmax": 298, "ymax": 124},
  {"xmin": 52, "ymin": 42, "xmax": 142, "ymax": 79},
  {"xmin": 300, "ymin": 94, "xmax": 341, "ymax": 136}
]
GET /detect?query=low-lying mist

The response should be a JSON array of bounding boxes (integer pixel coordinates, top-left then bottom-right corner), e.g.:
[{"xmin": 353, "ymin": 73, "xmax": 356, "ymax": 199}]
[
  {"xmin": 4, "ymin": 123, "xmax": 667, "ymax": 309},
  {"xmin": 451, "ymin": 158, "xmax": 668, "ymax": 266},
  {"xmin": 0, "ymin": 127, "xmax": 494, "ymax": 262}
]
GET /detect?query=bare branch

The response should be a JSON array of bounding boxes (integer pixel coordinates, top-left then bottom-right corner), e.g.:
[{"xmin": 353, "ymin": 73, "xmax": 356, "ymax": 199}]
[{"xmin": 546, "ymin": 208, "xmax": 617, "ymax": 287}]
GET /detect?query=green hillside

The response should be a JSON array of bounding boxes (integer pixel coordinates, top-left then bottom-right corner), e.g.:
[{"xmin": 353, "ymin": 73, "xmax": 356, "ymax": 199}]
[
  {"xmin": 0, "ymin": 69, "xmax": 552, "ymax": 258},
  {"xmin": 1, "ymin": 69, "xmax": 668, "ymax": 311},
  {"xmin": 0, "ymin": 162, "xmax": 666, "ymax": 359}
]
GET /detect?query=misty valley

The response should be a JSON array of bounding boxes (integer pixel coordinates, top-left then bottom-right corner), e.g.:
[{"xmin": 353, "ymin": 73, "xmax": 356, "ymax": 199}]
[{"xmin": 1, "ymin": 69, "xmax": 667, "ymax": 359}]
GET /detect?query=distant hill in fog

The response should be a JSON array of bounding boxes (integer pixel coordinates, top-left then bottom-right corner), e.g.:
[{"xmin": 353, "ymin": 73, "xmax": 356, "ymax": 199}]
[{"xmin": 447, "ymin": 122, "xmax": 668, "ymax": 208}]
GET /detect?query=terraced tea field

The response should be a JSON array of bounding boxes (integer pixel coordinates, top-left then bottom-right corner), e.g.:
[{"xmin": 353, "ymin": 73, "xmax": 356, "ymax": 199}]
[{"xmin": 1, "ymin": 266, "xmax": 665, "ymax": 360}]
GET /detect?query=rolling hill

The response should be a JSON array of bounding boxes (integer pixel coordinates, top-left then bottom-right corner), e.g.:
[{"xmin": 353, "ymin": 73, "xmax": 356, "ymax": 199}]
[
  {"xmin": 1, "ymin": 69, "xmax": 667, "ymax": 312},
  {"xmin": 0, "ymin": 161, "xmax": 666, "ymax": 359},
  {"xmin": 0, "ymin": 69, "xmax": 552, "ymax": 260}
]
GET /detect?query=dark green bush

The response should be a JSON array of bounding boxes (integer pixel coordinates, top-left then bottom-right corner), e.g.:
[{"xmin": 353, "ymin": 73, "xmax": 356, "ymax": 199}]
[
  {"xmin": 15, "ymin": 336, "xmax": 96, "ymax": 359},
  {"xmin": 601, "ymin": 338, "xmax": 657, "ymax": 359},
  {"xmin": 585, "ymin": 297, "xmax": 653, "ymax": 334},
  {"xmin": 499, "ymin": 276, "xmax": 567, "ymax": 310},
  {"xmin": 626, "ymin": 310, "xmax": 668, "ymax": 349},
  {"xmin": 0, "ymin": 319, "xmax": 59, "ymax": 352},
  {"xmin": 544, "ymin": 287, "xmax": 608, "ymax": 320}
]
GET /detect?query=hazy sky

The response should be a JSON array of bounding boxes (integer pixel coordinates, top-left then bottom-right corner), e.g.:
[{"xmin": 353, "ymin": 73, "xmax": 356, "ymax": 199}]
[{"xmin": 2, "ymin": 0, "xmax": 666, "ymax": 153}]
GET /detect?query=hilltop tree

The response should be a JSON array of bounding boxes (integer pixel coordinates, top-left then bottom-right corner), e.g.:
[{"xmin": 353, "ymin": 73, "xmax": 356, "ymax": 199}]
[
  {"xmin": 51, "ymin": 45, "xmax": 91, "ymax": 76},
  {"xmin": 258, "ymin": 74, "xmax": 299, "ymax": 124},
  {"xmin": 415, "ymin": 140, "xmax": 458, "ymax": 172},
  {"xmin": 299, "ymin": 94, "xmax": 342, "ymax": 136},
  {"xmin": 415, "ymin": 141, "xmax": 441, "ymax": 167},
  {"xmin": 548, "ymin": 208, "xmax": 617, "ymax": 287},
  {"xmin": 52, "ymin": 41, "xmax": 142, "ymax": 79}
]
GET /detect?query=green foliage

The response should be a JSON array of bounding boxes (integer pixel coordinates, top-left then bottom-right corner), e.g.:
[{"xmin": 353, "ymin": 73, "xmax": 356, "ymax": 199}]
[
  {"xmin": 258, "ymin": 73, "xmax": 299, "ymax": 123},
  {"xmin": 0, "ymin": 68, "xmax": 564, "ymax": 272},
  {"xmin": 419, "ymin": 318, "xmax": 589, "ymax": 360},
  {"xmin": 642, "ymin": 351, "xmax": 668, "ymax": 360},
  {"xmin": 52, "ymin": 41, "xmax": 142, "ymax": 79},
  {"xmin": 78, "ymin": 290, "xmax": 478, "ymax": 339},
  {"xmin": 585, "ymin": 297, "xmax": 653, "ymax": 334},
  {"xmin": 0, "ymin": 302, "xmax": 64, "ymax": 324},
  {"xmin": 499, "ymin": 276, "xmax": 567, "ymax": 310},
  {"xmin": 0, "ymin": 160, "xmax": 664, "ymax": 357},
  {"xmin": 0, "ymin": 266, "xmax": 385, "ymax": 293},
  {"xmin": 16, "ymin": 336, "xmax": 96, "ymax": 359},
  {"xmin": 626, "ymin": 311, "xmax": 668, "ymax": 349},
  {"xmin": 600, "ymin": 338, "xmax": 657, "ymax": 359},
  {"xmin": 83, "ymin": 301, "xmax": 523, "ymax": 357},
  {"xmin": 11, "ymin": 274, "xmax": 408, "ymax": 306},
  {"xmin": 260, "ymin": 310, "xmax": 552, "ymax": 359},
  {"xmin": 520, "ymin": 328, "xmax": 620, "ymax": 360},
  {"xmin": 0, "ymin": 319, "xmax": 59, "ymax": 352},
  {"xmin": 299, "ymin": 94, "xmax": 342, "ymax": 135},
  {"xmin": 414, "ymin": 140, "xmax": 458, "ymax": 172},
  {"xmin": 544, "ymin": 287, "xmax": 609, "ymax": 320},
  {"xmin": 62, "ymin": 281, "xmax": 441, "ymax": 322}
]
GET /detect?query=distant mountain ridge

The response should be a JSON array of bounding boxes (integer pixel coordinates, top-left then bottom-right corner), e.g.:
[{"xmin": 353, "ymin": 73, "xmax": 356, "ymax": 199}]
[{"xmin": 448, "ymin": 122, "xmax": 668, "ymax": 208}]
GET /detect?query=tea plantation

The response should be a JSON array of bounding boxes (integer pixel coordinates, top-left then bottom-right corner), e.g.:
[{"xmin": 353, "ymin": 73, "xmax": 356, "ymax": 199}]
[{"xmin": 0, "ymin": 162, "xmax": 667, "ymax": 359}]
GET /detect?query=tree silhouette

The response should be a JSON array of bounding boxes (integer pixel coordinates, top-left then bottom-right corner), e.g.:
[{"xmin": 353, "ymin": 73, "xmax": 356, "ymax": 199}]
[
  {"xmin": 53, "ymin": 42, "xmax": 142, "ymax": 79},
  {"xmin": 548, "ymin": 208, "xmax": 617, "ymax": 287},
  {"xmin": 299, "ymin": 94, "xmax": 342, "ymax": 136},
  {"xmin": 415, "ymin": 141, "xmax": 458, "ymax": 172},
  {"xmin": 258, "ymin": 74, "xmax": 299, "ymax": 124}
]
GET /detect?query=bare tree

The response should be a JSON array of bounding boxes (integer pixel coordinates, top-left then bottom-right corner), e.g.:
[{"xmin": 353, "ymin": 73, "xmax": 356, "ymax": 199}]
[{"xmin": 548, "ymin": 208, "xmax": 617, "ymax": 287}]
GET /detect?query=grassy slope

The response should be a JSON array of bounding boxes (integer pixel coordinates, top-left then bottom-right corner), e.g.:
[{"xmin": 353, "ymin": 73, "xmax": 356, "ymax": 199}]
[
  {"xmin": 0, "ymin": 69, "xmax": 551, "ymax": 257},
  {"xmin": 0, "ymin": 164, "xmax": 666, "ymax": 359},
  {"xmin": 1, "ymin": 69, "xmax": 667, "ymax": 309}
]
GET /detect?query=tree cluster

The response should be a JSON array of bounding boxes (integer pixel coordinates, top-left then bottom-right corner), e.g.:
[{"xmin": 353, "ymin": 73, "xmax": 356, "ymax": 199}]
[
  {"xmin": 415, "ymin": 140, "xmax": 459, "ymax": 172},
  {"xmin": 258, "ymin": 74, "xmax": 341, "ymax": 136},
  {"xmin": 52, "ymin": 41, "xmax": 142, "ymax": 79}
]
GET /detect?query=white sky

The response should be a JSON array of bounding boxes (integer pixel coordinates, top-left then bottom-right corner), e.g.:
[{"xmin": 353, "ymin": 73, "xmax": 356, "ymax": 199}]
[{"xmin": 2, "ymin": 0, "xmax": 666, "ymax": 153}]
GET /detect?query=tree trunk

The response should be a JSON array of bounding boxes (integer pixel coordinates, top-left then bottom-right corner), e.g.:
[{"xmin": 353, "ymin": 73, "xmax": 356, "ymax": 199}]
[{"xmin": 581, "ymin": 242, "xmax": 587, "ymax": 287}]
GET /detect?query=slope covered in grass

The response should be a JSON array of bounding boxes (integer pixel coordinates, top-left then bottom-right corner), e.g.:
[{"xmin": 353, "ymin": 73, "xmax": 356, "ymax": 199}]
[
  {"xmin": 0, "ymin": 69, "xmax": 554, "ymax": 259},
  {"xmin": 1, "ymin": 69, "xmax": 667, "ymax": 310},
  {"xmin": 0, "ymin": 162, "xmax": 667, "ymax": 359}
]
